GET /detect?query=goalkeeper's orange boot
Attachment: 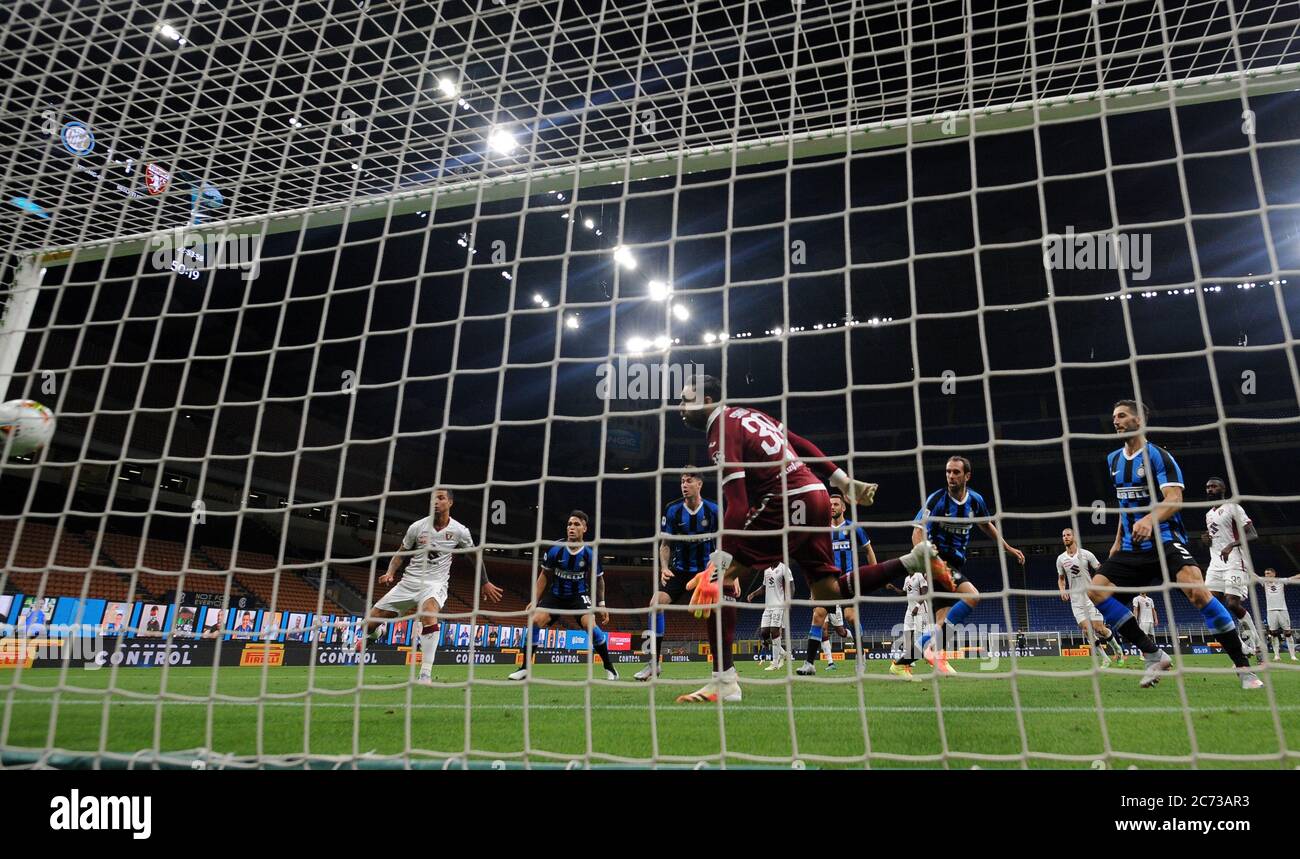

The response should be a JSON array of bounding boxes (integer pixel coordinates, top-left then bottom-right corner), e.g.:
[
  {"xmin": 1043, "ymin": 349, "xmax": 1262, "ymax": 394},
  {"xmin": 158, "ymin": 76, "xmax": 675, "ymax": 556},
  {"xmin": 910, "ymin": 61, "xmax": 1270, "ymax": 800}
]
[
  {"xmin": 676, "ymin": 670, "xmax": 742, "ymax": 703},
  {"xmin": 924, "ymin": 642, "xmax": 958, "ymax": 676}
]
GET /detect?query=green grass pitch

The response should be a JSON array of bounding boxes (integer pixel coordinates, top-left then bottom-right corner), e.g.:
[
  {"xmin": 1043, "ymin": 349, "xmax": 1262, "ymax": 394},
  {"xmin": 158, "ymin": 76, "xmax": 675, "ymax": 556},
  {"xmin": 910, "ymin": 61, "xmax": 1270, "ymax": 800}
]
[{"xmin": 4, "ymin": 657, "xmax": 1298, "ymax": 768}]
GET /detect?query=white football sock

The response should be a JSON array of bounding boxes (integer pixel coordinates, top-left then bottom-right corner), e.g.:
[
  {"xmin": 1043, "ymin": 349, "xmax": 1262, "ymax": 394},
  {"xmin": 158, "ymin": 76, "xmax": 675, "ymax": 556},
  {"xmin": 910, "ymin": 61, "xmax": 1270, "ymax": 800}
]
[
  {"xmin": 821, "ymin": 638, "xmax": 832, "ymax": 660},
  {"xmin": 1237, "ymin": 612, "xmax": 1258, "ymax": 650},
  {"xmin": 1288, "ymin": 634, "xmax": 1297, "ymax": 659},
  {"xmin": 419, "ymin": 631, "xmax": 438, "ymax": 675},
  {"xmin": 772, "ymin": 636, "xmax": 784, "ymax": 661}
]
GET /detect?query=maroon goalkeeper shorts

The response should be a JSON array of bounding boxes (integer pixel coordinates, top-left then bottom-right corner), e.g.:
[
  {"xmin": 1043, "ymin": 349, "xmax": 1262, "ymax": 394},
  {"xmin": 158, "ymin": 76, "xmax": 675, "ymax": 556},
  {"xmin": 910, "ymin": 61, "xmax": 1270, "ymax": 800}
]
[{"xmin": 722, "ymin": 486, "xmax": 841, "ymax": 582}]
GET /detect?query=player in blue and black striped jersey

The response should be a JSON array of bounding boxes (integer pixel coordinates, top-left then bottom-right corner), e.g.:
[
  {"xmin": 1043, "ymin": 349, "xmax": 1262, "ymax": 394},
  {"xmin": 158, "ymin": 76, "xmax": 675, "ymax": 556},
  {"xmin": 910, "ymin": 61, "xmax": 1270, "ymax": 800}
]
[
  {"xmin": 1081, "ymin": 400, "xmax": 1259, "ymax": 689},
  {"xmin": 508, "ymin": 510, "xmax": 620, "ymax": 681},
  {"xmin": 796, "ymin": 492, "xmax": 875, "ymax": 675},
  {"xmin": 634, "ymin": 469, "xmax": 720, "ymax": 681},
  {"xmin": 912, "ymin": 455, "xmax": 1024, "ymax": 675}
]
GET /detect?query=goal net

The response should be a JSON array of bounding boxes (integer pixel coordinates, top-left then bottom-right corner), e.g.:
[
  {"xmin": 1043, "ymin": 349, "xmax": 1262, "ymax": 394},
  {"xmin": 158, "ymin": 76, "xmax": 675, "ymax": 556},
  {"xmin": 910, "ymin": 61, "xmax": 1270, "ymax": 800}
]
[{"xmin": 2, "ymin": 0, "xmax": 1299, "ymax": 770}]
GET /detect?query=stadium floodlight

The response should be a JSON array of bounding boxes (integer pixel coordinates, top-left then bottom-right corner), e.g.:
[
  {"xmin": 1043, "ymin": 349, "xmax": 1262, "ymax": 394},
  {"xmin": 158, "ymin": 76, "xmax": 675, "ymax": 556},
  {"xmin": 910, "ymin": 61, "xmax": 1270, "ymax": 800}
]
[
  {"xmin": 487, "ymin": 127, "xmax": 517, "ymax": 155},
  {"xmin": 532, "ymin": 293, "xmax": 544, "ymax": 304},
  {"xmin": 647, "ymin": 280, "xmax": 670, "ymax": 301},
  {"xmin": 583, "ymin": 217, "xmax": 595, "ymax": 229},
  {"xmin": 157, "ymin": 23, "xmax": 186, "ymax": 45},
  {"xmin": 652, "ymin": 335, "xmax": 671, "ymax": 350},
  {"xmin": 613, "ymin": 246, "xmax": 636, "ymax": 270},
  {"xmin": 671, "ymin": 303, "xmax": 689, "ymax": 321},
  {"xmin": 565, "ymin": 314, "xmax": 580, "ymax": 329},
  {"xmin": 626, "ymin": 336, "xmax": 650, "ymax": 353},
  {"xmin": 703, "ymin": 332, "xmax": 716, "ymax": 343},
  {"xmin": 437, "ymin": 77, "xmax": 459, "ymax": 99}
]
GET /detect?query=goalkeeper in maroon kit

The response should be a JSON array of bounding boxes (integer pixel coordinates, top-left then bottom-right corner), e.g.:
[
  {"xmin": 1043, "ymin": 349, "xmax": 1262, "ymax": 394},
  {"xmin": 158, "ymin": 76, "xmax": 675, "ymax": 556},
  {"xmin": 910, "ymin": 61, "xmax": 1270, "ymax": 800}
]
[{"xmin": 675, "ymin": 375, "xmax": 953, "ymax": 703}]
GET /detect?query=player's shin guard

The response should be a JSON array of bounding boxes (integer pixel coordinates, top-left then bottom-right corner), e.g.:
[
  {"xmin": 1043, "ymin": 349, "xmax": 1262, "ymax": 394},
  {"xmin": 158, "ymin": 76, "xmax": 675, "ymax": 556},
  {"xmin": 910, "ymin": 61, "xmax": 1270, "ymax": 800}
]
[{"xmin": 1201, "ymin": 599, "xmax": 1250, "ymax": 668}]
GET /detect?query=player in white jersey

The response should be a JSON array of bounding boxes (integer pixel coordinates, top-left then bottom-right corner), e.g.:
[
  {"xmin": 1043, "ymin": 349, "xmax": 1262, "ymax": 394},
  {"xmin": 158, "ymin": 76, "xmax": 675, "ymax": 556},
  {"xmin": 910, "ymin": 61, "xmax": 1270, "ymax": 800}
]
[
  {"xmin": 357, "ymin": 489, "xmax": 503, "ymax": 683},
  {"xmin": 1131, "ymin": 593, "xmax": 1158, "ymax": 638},
  {"xmin": 1203, "ymin": 478, "xmax": 1264, "ymax": 663},
  {"xmin": 887, "ymin": 571, "xmax": 931, "ymax": 681},
  {"xmin": 746, "ymin": 563, "xmax": 794, "ymax": 670},
  {"xmin": 1261, "ymin": 568, "xmax": 1300, "ymax": 661},
  {"xmin": 1055, "ymin": 528, "xmax": 1125, "ymax": 667}
]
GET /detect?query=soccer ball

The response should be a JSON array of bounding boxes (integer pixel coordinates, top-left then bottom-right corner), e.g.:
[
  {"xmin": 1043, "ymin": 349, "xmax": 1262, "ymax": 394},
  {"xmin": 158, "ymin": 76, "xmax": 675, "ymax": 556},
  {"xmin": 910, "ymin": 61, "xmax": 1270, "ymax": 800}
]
[{"xmin": 0, "ymin": 399, "xmax": 56, "ymax": 457}]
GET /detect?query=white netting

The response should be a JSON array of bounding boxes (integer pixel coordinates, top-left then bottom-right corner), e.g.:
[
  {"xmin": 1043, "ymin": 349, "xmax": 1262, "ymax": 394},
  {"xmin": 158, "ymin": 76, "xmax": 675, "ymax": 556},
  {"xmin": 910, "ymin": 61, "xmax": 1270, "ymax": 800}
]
[{"xmin": 1, "ymin": 0, "xmax": 1299, "ymax": 769}]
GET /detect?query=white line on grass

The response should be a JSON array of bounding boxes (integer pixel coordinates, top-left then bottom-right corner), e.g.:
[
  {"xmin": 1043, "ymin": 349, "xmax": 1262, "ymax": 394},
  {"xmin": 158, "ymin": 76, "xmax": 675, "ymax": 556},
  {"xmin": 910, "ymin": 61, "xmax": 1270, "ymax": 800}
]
[{"xmin": 8, "ymin": 697, "xmax": 1300, "ymax": 716}]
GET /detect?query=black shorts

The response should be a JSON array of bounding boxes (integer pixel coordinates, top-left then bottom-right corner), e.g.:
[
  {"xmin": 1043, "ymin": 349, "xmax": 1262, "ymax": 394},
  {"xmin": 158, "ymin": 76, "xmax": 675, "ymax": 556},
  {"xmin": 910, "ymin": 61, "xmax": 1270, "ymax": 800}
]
[
  {"xmin": 538, "ymin": 591, "xmax": 593, "ymax": 615},
  {"xmin": 659, "ymin": 568, "xmax": 694, "ymax": 601},
  {"xmin": 1097, "ymin": 541, "xmax": 1199, "ymax": 589},
  {"xmin": 929, "ymin": 567, "xmax": 971, "ymax": 605}
]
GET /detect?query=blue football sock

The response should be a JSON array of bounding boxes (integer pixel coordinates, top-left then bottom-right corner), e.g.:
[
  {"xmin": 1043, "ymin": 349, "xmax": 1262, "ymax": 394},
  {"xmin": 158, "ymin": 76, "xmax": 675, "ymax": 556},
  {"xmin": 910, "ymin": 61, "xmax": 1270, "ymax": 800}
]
[
  {"xmin": 592, "ymin": 626, "xmax": 608, "ymax": 646},
  {"xmin": 654, "ymin": 613, "xmax": 665, "ymax": 636},
  {"xmin": 945, "ymin": 600, "xmax": 973, "ymax": 627},
  {"xmin": 1096, "ymin": 597, "xmax": 1134, "ymax": 629},
  {"xmin": 1201, "ymin": 598, "xmax": 1236, "ymax": 634},
  {"xmin": 808, "ymin": 625, "xmax": 823, "ymax": 642}
]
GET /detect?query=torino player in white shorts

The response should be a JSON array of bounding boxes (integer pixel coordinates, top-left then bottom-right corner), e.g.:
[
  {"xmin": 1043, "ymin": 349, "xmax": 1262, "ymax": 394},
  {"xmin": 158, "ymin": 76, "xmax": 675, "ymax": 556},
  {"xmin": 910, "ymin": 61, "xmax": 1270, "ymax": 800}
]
[
  {"xmin": 1056, "ymin": 528, "xmax": 1124, "ymax": 667},
  {"xmin": 1131, "ymin": 593, "xmax": 1158, "ymax": 638},
  {"xmin": 888, "ymin": 570, "xmax": 931, "ymax": 681},
  {"xmin": 746, "ymin": 562, "xmax": 793, "ymax": 670},
  {"xmin": 357, "ymin": 489, "xmax": 503, "ymax": 683},
  {"xmin": 1203, "ymin": 477, "xmax": 1264, "ymax": 663},
  {"xmin": 1261, "ymin": 568, "xmax": 1300, "ymax": 661}
]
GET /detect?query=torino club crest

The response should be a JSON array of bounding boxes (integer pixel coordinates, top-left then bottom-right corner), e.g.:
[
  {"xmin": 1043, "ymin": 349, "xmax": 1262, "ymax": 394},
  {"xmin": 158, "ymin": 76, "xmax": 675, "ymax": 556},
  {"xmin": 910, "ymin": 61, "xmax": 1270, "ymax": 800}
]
[{"xmin": 144, "ymin": 163, "xmax": 171, "ymax": 195}]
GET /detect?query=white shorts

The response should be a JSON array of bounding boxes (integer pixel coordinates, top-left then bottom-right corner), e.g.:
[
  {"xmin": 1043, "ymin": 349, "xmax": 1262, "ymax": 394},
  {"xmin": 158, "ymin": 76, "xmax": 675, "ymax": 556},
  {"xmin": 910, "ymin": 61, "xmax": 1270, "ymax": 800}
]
[
  {"xmin": 1071, "ymin": 598, "xmax": 1104, "ymax": 624},
  {"xmin": 1268, "ymin": 609, "xmax": 1292, "ymax": 632},
  {"xmin": 375, "ymin": 576, "xmax": 448, "ymax": 614},
  {"xmin": 760, "ymin": 608, "xmax": 786, "ymax": 629},
  {"xmin": 1204, "ymin": 561, "xmax": 1248, "ymax": 599},
  {"xmin": 902, "ymin": 616, "xmax": 931, "ymax": 634},
  {"xmin": 1138, "ymin": 620, "xmax": 1155, "ymax": 637}
]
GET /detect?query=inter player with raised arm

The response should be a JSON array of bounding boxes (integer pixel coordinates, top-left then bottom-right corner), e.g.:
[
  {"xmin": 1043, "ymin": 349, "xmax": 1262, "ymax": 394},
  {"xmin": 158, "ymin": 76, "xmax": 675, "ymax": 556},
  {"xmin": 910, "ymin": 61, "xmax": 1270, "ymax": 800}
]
[
  {"xmin": 509, "ymin": 510, "xmax": 620, "ymax": 681},
  {"xmin": 357, "ymin": 489, "xmax": 504, "ymax": 684},
  {"xmin": 1203, "ymin": 477, "xmax": 1264, "ymax": 663},
  {"xmin": 912, "ymin": 456, "xmax": 1025, "ymax": 676},
  {"xmin": 1081, "ymin": 400, "xmax": 1260, "ymax": 689},
  {"xmin": 673, "ymin": 375, "xmax": 953, "ymax": 704},
  {"xmin": 1261, "ymin": 568, "xmax": 1300, "ymax": 661},
  {"xmin": 634, "ymin": 469, "xmax": 719, "ymax": 682},
  {"xmin": 1056, "ymin": 527, "xmax": 1125, "ymax": 667},
  {"xmin": 796, "ymin": 491, "xmax": 874, "ymax": 675}
]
